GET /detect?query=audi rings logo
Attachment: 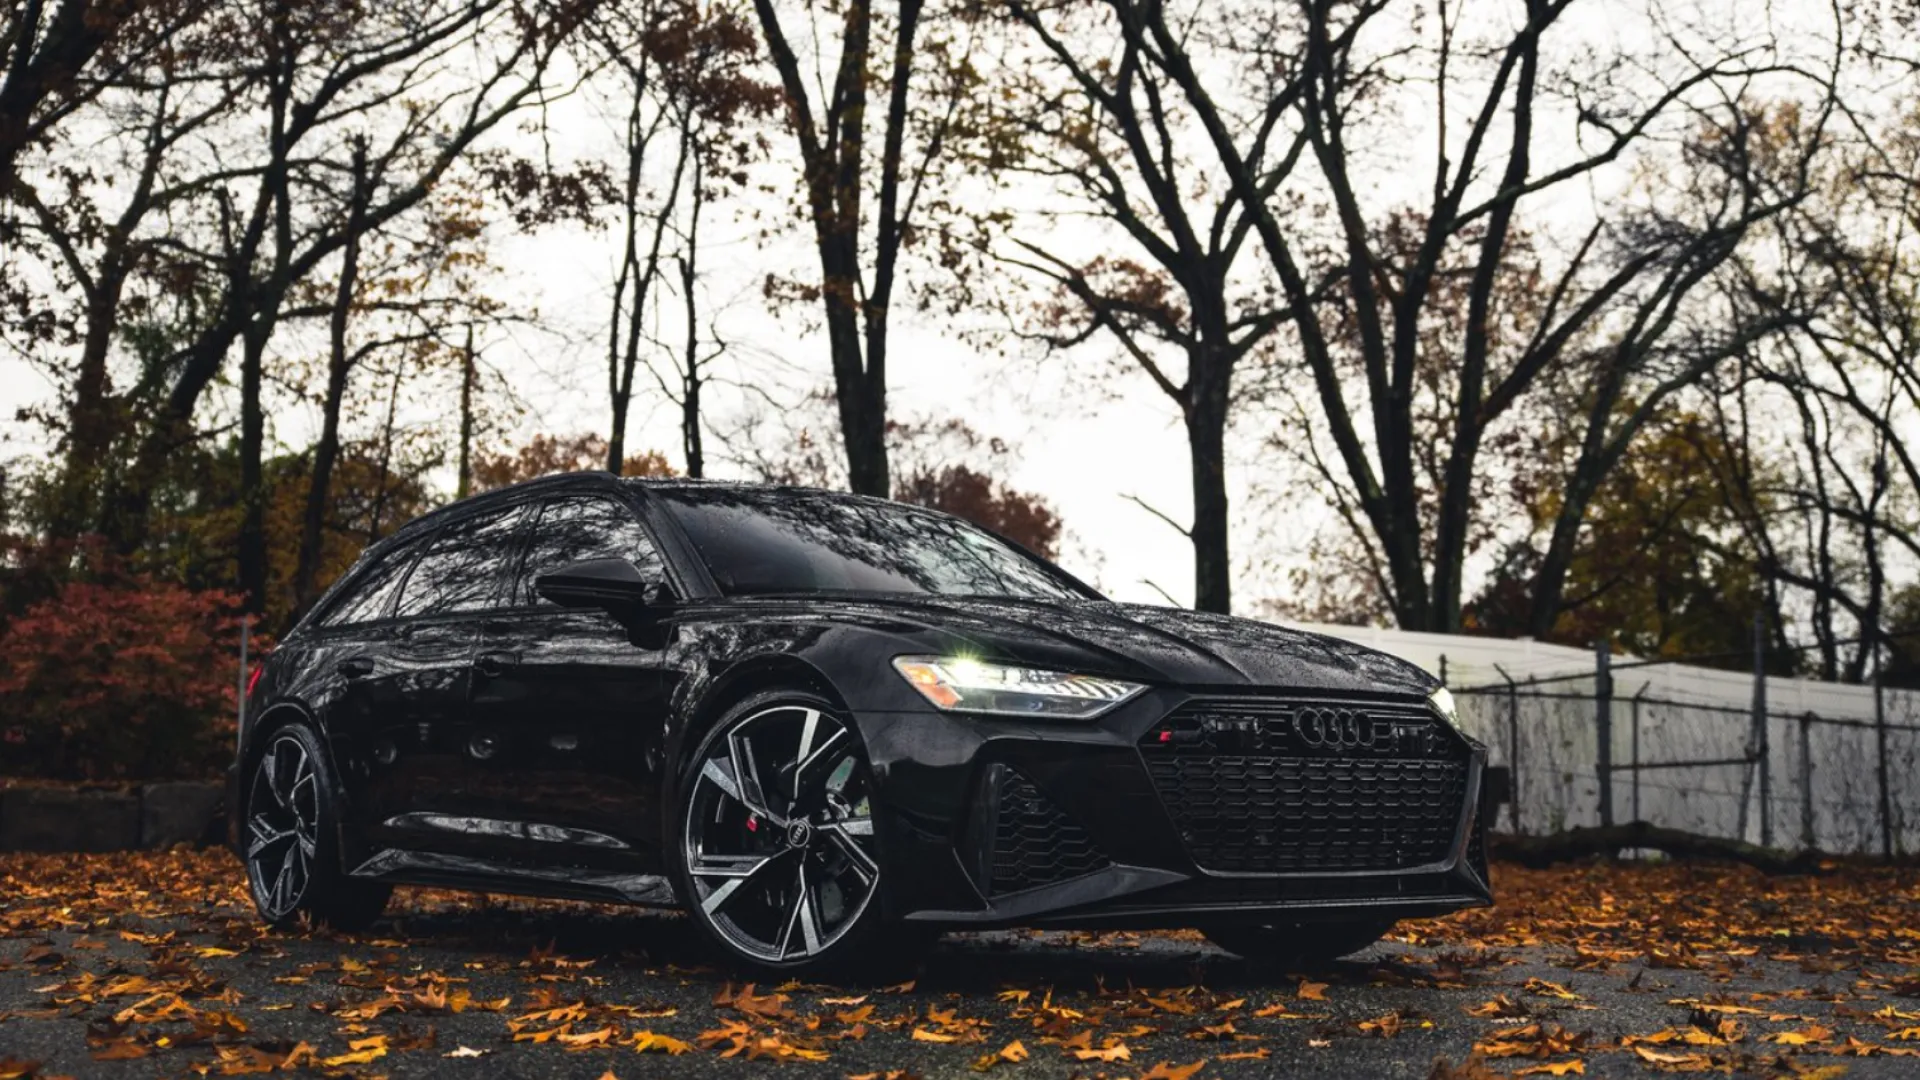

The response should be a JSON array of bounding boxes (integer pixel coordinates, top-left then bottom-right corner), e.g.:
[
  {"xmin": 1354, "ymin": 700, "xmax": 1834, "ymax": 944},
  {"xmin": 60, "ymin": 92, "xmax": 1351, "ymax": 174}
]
[{"xmin": 1290, "ymin": 707, "xmax": 1379, "ymax": 750}]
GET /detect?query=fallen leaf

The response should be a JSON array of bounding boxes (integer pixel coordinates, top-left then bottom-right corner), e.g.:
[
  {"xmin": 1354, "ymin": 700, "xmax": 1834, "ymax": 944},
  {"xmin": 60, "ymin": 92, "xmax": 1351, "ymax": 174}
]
[
  {"xmin": 631, "ymin": 1031, "xmax": 691, "ymax": 1055},
  {"xmin": 1515, "ymin": 1062, "xmax": 1584, "ymax": 1077},
  {"xmin": 1071, "ymin": 1041, "xmax": 1131, "ymax": 1063}
]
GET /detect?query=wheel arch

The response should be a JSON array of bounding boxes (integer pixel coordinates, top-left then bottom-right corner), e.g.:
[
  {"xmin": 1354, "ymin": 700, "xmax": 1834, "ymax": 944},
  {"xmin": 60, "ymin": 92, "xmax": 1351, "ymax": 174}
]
[
  {"xmin": 238, "ymin": 699, "xmax": 363, "ymax": 874},
  {"xmin": 661, "ymin": 655, "xmax": 851, "ymax": 844}
]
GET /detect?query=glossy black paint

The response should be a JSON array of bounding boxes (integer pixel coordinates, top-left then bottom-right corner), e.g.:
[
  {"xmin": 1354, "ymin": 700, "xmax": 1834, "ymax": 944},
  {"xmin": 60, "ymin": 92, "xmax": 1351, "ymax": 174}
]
[{"xmin": 230, "ymin": 473, "xmax": 1492, "ymax": 929}]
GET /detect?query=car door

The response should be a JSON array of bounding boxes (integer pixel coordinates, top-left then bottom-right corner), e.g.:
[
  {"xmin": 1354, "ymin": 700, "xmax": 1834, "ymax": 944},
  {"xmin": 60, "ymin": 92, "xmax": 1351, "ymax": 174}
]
[
  {"xmin": 297, "ymin": 536, "xmax": 424, "ymax": 840},
  {"xmin": 359, "ymin": 505, "xmax": 532, "ymax": 853},
  {"xmin": 463, "ymin": 493, "xmax": 676, "ymax": 867}
]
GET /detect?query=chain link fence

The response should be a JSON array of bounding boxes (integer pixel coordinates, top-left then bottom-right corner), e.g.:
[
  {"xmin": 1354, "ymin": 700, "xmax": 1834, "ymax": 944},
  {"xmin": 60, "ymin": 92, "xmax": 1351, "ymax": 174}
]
[{"xmin": 1450, "ymin": 649, "xmax": 1920, "ymax": 856}]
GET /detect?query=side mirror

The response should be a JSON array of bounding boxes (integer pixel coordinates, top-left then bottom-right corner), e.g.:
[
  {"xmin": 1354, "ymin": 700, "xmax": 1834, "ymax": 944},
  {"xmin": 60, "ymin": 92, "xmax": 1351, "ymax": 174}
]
[{"xmin": 533, "ymin": 558, "xmax": 670, "ymax": 612}]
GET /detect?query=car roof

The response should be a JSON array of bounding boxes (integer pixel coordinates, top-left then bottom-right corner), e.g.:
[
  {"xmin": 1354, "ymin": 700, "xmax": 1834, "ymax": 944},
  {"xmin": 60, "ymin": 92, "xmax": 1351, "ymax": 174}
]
[{"xmin": 379, "ymin": 473, "xmax": 899, "ymax": 549}]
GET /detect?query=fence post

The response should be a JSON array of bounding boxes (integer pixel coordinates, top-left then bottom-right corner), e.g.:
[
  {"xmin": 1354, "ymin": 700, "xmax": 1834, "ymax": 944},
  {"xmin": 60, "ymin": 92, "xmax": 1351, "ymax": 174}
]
[
  {"xmin": 1798, "ymin": 712, "xmax": 1814, "ymax": 852},
  {"xmin": 1495, "ymin": 663, "xmax": 1521, "ymax": 835},
  {"xmin": 1754, "ymin": 614, "xmax": 1770, "ymax": 848},
  {"xmin": 1875, "ymin": 651, "xmax": 1893, "ymax": 859},
  {"xmin": 1596, "ymin": 638, "xmax": 1613, "ymax": 828},
  {"xmin": 1631, "ymin": 687, "xmax": 1644, "ymax": 824}
]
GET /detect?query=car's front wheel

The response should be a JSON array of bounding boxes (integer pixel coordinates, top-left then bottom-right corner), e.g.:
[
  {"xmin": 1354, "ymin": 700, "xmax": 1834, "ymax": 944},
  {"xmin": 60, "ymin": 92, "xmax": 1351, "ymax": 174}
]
[
  {"xmin": 243, "ymin": 723, "xmax": 391, "ymax": 932},
  {"xmin": 1202, "ymin": 918, "xmax": 1397, "ymax": 966},
  {"xmin": 670, "ymin": 692, "xmax": 901, "ymax": 975}
]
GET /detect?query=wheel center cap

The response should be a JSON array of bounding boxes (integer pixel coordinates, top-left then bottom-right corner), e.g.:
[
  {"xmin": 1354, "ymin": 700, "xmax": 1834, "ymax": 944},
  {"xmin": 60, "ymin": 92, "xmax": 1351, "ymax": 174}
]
[{"xmin": 785, "ymin": 820, "xmax": 813, "ymax": 848}]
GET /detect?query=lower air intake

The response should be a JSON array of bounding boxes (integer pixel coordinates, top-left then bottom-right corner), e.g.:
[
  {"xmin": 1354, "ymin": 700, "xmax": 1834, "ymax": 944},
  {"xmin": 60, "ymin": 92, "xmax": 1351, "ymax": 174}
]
[{"xmin": 985, "ymin": 769, "xmax": 1108, "ymax": 895}]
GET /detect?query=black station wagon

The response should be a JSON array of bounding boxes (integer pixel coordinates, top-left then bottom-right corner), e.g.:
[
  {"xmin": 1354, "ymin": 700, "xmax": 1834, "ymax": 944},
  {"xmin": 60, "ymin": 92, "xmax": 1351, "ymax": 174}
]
[{"xmin": 230, "ymin": 472, "xmax": 1491, "ymax": 973}]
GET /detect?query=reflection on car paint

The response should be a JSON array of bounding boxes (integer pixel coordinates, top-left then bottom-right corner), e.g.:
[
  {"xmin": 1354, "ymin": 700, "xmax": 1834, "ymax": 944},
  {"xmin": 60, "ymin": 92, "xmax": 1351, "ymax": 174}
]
[{"xmin": 382, "ymin": 812, "xmax": 630, "ymax": 849}]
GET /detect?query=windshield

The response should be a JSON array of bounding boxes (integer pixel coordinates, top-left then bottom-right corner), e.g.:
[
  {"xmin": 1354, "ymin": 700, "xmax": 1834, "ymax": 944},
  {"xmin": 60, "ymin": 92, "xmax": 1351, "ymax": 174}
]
[{"xmin": 655, "ymin": 488, "xmax": 1094, "ymax": 600}]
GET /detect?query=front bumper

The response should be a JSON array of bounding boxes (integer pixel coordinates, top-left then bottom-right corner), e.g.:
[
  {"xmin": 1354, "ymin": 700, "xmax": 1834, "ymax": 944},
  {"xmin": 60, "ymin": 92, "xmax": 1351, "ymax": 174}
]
[{"xmin": 859, "ymin": 687, "xmax": 1493, "ymax": 930}]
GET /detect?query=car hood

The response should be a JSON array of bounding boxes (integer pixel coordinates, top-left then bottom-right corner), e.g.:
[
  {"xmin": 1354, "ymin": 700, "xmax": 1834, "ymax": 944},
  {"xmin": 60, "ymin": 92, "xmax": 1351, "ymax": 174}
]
[{"xmin": 757, "ymin": 594, "xmax": 1437, "ymax": 697}]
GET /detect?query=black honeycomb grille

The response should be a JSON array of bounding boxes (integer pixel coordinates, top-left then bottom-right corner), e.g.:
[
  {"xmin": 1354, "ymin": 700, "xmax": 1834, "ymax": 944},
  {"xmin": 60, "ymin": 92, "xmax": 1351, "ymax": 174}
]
[
  {"xmin": 1142, "ymin": 696, "xmax": 1470, "ymax": 874},
  {"xmin": 989, "ymin": 771, "xmax": 1108, "ymax": 895}
]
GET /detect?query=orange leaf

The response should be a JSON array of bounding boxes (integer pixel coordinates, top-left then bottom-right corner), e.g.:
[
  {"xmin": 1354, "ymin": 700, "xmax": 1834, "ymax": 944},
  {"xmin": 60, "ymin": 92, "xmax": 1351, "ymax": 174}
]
[
  {"xmin": 631, "ymin": 1032, "xmax": 692, "ymax": 1055},
  {"xmin": 1072, "ymin": 1042, "xmax": 1131, "ymax": 1063}
]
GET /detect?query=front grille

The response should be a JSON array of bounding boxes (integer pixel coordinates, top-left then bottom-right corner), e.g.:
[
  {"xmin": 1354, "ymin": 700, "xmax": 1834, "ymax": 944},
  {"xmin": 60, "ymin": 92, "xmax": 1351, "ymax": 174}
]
[
  {"xmin": 1142, "ymin": 696, "xmax": 1469, "ymax": 874},
  {"xmin": 988, "ymin": 770, "xmax": 1108, "ymax": 895}
]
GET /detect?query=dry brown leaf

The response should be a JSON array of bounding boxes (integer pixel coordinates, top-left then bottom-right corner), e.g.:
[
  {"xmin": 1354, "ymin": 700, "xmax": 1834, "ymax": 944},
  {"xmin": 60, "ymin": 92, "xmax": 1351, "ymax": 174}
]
[
  {"xmin": 1523, "ymin": 978, "xmax": 1580, "ymax": 1000},
  {"xmin": 1071, "ymin": 1041, "xmax": 1131, "ymax": 1063},
  {"xmin": 1762, "ymin": 1025, "xmax": 1834, "ymax": 1045}
]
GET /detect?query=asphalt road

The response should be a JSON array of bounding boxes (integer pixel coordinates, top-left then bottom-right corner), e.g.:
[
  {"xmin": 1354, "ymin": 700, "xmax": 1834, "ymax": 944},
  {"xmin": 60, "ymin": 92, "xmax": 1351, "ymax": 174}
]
[{"xmin": 3, "ymin": 850, "xmax": 1919, "ymax": 1078}]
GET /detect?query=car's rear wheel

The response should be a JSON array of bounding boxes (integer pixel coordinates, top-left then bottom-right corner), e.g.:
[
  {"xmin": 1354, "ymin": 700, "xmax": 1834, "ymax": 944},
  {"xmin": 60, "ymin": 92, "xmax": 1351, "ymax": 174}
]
[
  {"xmin": 244, "ymin": 723, "xmax": 391, "ymax": 932},
  {"xmin": 1202, "ymin": 918, "xmax": 1397, "ymax": 966},
  {"xmin": 671, "ymin": 692, "xmax": 902, "ymax": 975}
]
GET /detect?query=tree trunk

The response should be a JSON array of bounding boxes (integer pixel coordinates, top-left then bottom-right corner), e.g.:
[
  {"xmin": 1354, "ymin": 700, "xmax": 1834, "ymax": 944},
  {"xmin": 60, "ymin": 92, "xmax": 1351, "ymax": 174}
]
[
  {"xmin": 367, "ymin": 364, "xmax": 402, "ymax": 546},
  {"xmin": 1187, "ymin": 422, "xmax": 1231, "ymax": 615},
  {"xmin": 48, "ymin": 266, "xmax": 127, "ymax": 540},
  {"xmin": 677, "ymin": 250, "xmax": 704, "ymax": 478},
  {"xmin": 457, "ymin": 327, "xmax": 476, "ymax": 495},
  {"xmin": 1493, "ymin": 821, "xmax": 1824, "ymax": 875},
  {"xmin": 237, "ymin": 323, "xmax": 268, "ymax": 614},
  {"xmin": 292, "ymin": 140, "xmax": 368, "ymax": 619},
  {"xmin": 1186, "ymin": 339, "xmax": 1233, "ymax": 614},
  {"xmin": 751, "ymin": 0, "xmax": 919, "ymax": 500}
]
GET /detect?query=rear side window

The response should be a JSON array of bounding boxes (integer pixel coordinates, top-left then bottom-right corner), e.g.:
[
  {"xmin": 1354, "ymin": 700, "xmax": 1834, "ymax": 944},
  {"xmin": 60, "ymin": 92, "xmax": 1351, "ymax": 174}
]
[
  {"xmin": 515, "ymin": 496, "xmax": 664, "ymax": 606},
  {"xmin": 394, "ymin": 506, "xmax": 531, "ymax": 618},
  {"xmin": 314, "ymin": 544, "xmax": 415, "ymax": 627}
]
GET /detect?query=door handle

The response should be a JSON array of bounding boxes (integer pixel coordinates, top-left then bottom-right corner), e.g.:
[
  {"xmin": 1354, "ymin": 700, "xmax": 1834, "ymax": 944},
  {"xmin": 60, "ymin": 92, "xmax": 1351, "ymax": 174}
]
[
  {"xmin": 338, "ymin": 657, "xmax": 374, "ymax": 679},
  {"xmin": 474, "ymin": 652, "xmax": 517, "ymax": 677}
]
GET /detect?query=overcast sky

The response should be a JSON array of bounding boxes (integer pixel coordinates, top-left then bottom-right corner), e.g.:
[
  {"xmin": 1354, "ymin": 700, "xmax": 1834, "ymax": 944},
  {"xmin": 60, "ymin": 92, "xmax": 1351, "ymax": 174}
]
[{"xmin": 0, "ymin": 0, "xmax": 1850, "ymax": 614}]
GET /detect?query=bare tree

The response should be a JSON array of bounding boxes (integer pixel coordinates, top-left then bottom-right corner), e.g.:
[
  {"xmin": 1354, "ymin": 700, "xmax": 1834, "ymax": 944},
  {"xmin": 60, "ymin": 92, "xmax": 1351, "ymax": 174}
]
[
  {"xmin": 749, "ymin": 0, "xmax": 973, "ymax": 496},
  {"xmin": 1002, "ymin": 0, "xmax": 1840, "ymax": 631},
  {"xmin": 988, "ymin": 0, "xmax": 1292, "ymax": 613},
  {"xmin": 80, "ymin": 0, "xmax": 599, "ymax": 608}
]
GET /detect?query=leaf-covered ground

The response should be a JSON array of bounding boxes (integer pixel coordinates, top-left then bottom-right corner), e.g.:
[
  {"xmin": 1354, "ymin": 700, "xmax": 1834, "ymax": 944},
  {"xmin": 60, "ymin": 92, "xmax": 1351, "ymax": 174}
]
[{"xmin": 2, "ymin": 850, "xmax": 1918, "ymax": 1078}]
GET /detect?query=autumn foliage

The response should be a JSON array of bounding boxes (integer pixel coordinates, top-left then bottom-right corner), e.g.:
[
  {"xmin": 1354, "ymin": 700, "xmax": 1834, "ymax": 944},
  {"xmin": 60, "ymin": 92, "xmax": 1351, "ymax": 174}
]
[
  {"xmin": 0, "ymin": 570, "xmax": 241, "ymax": 781},
  {"xmin": 896, "ymin": 464, "xmax": 1063, "ymax": 561}
]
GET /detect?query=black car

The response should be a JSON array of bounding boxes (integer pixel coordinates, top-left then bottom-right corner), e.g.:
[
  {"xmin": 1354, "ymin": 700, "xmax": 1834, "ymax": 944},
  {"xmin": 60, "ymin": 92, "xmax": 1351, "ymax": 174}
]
[{"xmin": 230, "ymin": 473, "xmax": 1491, "ymax": 973}]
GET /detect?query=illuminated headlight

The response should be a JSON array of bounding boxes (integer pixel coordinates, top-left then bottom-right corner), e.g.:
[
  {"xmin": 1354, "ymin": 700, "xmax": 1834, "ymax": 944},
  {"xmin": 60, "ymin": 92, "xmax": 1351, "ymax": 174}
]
[
  {"xmin": 1429, "ymin": 685, "xmax": 1462, "ymax": 732},
  {"xmin": 891, "ymin": 656, "xmax": 1145, "ymax": 720}
]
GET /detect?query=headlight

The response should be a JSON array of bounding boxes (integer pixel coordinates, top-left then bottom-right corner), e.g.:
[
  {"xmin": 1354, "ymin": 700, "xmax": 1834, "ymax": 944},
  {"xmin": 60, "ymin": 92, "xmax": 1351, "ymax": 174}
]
[
  {"xmin": 891, "ymin": 656, "xmax": 1145, "ymax": 719},
  {"xmin": 1429, "ymin": 685, "xmax": 1462, "ymax": 732}
]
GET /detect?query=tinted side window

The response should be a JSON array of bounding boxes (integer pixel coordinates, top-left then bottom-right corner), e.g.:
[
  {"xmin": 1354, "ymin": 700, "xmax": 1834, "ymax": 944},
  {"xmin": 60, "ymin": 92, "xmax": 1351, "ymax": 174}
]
[
  {"xmin": 315, "ymin": 544, "xmax": 415, "ymax": 627},
  {"xmin": 516, "ymin": 497, "xmax": 663, "ymax": 606},
  {"xmin": 394, "ymin": 506, "xmax": 530, "ymax": 618}
]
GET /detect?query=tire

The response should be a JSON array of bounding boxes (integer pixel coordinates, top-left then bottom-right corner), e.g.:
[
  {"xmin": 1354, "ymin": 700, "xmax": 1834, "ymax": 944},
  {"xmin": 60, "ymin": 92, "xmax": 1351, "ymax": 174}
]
[
  {"xmin": 1202, "ymin": 918, "xmax": 1397, "ymax": 966},
  {"xmin": 242, "ymin": 722, "xmax": 391, "ymax": 932},
  {"xmin": 668, "ymin": 690, "xmax": 914, "ymax": 977}
]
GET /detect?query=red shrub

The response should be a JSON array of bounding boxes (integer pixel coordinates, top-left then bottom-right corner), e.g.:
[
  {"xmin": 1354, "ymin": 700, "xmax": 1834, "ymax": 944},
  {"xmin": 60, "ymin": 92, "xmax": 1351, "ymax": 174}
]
[{"xmin": 0, "ymin": 577, "xmax": 244, "ymax": 780}]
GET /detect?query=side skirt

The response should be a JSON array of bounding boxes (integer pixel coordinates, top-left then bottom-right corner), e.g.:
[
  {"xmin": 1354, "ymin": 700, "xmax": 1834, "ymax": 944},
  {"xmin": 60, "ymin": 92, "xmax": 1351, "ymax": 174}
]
[{"xmin": 349, "ymin": 849, "xmax": 679, "ymax": 907}]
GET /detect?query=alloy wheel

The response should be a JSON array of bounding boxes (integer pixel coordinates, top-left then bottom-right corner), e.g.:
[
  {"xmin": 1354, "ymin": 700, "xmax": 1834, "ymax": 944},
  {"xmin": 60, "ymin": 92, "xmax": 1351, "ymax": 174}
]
[
  {"xmin": 246, "ymin": 732, "xmax": 321, "ymax": 921},
  {"xmin": 682, "ymin": 704, "xmax": 880, "ymax": 964}
]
